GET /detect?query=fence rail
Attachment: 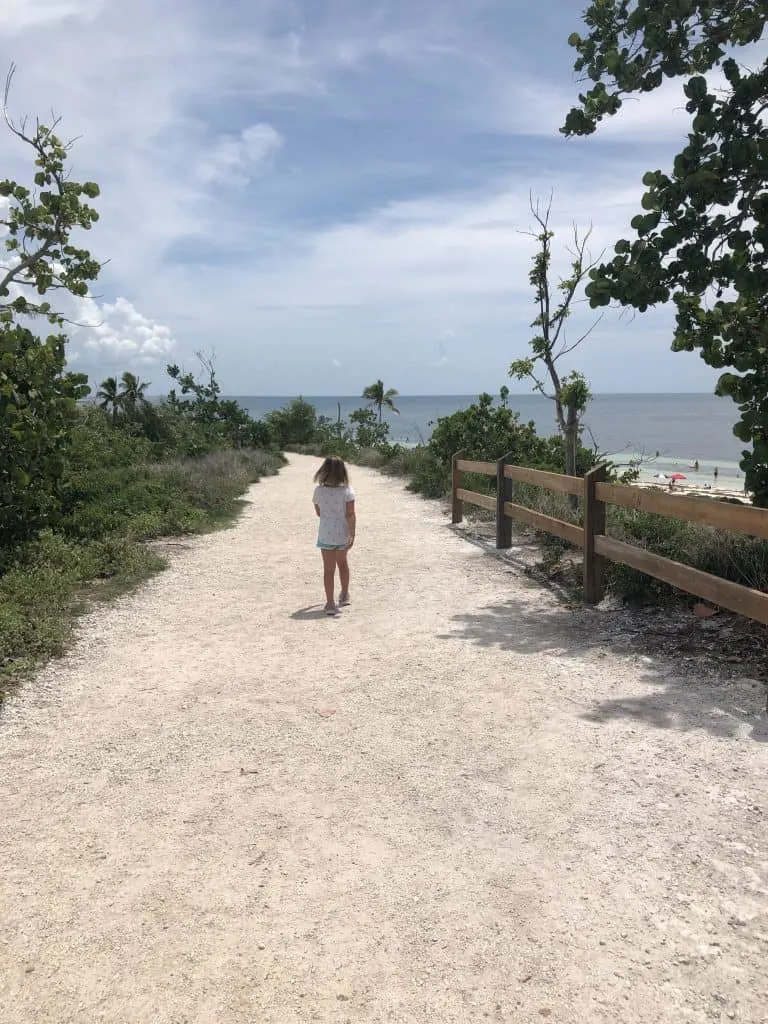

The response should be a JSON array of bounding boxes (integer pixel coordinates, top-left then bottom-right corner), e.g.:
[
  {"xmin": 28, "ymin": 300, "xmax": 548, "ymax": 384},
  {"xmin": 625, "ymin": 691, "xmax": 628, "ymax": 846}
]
[
  {"xmin": 451, "ymin": 452, "xmax": 768, "ymax": 626},
  {"xmin": 505, "ymin": 464, "xmax": 582, "ymax": 496},
  {"xmin": 503, "ymin": 501, "xmax": 584, "ymax": 547}
]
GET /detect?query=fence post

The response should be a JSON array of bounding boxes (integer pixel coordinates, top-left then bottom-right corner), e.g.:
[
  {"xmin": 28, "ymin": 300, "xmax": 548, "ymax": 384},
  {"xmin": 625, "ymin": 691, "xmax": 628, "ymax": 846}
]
[
  {"xmin": 496, "ymin": 450, "xmax": 515, "ymax": 549},
  {"xmin": 583, "ymin": 463, "xmax": 608, "ymax": 604},
  {"xmin": 451, "ymin": 450, "xmax": 464, "ymax": 524}
]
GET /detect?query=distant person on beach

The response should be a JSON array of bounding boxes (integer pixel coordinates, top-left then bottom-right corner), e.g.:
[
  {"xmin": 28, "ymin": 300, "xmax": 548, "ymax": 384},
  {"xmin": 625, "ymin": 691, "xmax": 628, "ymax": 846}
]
[
  {"xmin": 313, "ymin": 456, "xmax": 356, "ymax": 617},
  {"xmin": 694, "ymin": 459, "xmax": 699, "ymax": 472},
  {"xmin": 714, "ymin": 467, "xmax": 719, "ymax": 484}
]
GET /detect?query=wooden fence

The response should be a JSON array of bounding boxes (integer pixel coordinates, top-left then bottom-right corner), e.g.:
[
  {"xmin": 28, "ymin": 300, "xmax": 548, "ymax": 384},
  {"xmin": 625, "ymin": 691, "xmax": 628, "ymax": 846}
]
[{"xmin": 451, "ymin": 451, "xmax": 768, "ymax": 626}]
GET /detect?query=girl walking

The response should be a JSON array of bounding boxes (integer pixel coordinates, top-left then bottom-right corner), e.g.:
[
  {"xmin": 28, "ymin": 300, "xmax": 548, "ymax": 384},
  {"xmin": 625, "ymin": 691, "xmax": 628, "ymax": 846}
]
[{"xmin": 313, "ymin": 456, "xmax": 356, "ymax": 616}]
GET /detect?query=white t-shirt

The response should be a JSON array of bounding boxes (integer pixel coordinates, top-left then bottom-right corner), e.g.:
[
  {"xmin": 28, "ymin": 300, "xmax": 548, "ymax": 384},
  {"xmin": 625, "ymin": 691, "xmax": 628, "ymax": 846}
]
[{"xmin": 313, "ymin": 485, "xmax": 355, "ymax": 546}]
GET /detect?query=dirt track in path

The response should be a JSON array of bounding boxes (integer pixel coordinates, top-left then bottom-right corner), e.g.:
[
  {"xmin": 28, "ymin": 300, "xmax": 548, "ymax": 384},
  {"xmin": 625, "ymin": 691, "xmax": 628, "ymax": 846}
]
[{"xmin": 2, "ymin": 454, "xmax": 767, "ymax": 1023}]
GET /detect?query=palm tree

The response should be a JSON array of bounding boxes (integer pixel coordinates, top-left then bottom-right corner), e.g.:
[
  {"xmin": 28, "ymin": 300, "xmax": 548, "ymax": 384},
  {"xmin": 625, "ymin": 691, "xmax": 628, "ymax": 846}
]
[
  {"xmin": 119, "ymin": 371, "xmax": 150, "ymax": 417},
  {"xmin": 96, "ymin": 376, "xmax": 122, "ymax": 425},
  {"xmin": 362, "ymin": 379, "xmax": 400, "ymax": 423}
]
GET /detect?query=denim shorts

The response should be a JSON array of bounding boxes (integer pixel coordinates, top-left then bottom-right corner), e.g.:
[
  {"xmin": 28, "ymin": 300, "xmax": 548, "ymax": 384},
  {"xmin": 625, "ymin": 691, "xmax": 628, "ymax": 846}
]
[{"xmin": 317, "ymin": 541, "xmax": 348, "ymax": 550}]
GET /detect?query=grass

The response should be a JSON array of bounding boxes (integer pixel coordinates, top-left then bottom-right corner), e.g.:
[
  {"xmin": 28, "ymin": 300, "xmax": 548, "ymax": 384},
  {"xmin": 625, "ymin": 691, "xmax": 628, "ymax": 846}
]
[
  {"xmin": 604, "ymin": 505, "xmax": 768, "ymax": 605},
  {"xmin": 501, "ymin": 484, "xmax": 768, "ymax": 608},
  {"xmin": 0, "ymin": 447, "xmax": 283, "ymax": 700}
]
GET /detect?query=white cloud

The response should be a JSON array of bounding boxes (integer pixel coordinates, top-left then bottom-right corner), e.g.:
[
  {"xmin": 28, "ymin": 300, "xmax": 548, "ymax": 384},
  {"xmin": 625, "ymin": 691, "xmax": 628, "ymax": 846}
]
[
  {"xmin": 133, "ymin": 165, "xmax": 659, "ymax": 377},
  {"xmin": 136, "ymin": 151, "xmax": 726, "ymax": 395},
  {"xmin": 472, "ymin": 31, "xmax": 766, "ymax": 144},
  {"xmin": 232, "ymin": 174, "xmax": 631, "ymax": 308},
  {"xmin": 70, "ymin": 296, "xmax": 176, "ymax": 366},
  {"xmin": 481, "ymin": 74, "xmax": 693, "ymax": 143},
  {"xmin": 197, "ymin": 123, "xmax": 284, "ymax": 186},
  {"xmin": 0, "ymin": 0, "xmax": 104, "ymax": 33}
]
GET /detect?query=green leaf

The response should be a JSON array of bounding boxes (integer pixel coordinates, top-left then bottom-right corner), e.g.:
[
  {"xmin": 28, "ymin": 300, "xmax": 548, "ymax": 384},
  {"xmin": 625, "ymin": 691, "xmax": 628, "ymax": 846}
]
[{"xmin": 640, "ymin": 192, "xmax": 659, "ymax": 211}]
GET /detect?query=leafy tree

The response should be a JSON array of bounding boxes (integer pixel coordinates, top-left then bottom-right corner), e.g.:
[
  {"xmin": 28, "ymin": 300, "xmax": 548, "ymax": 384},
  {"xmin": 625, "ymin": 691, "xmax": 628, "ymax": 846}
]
[
  {"xmin": 0, "ymin": 325, "xmax": 90, "ymax": 548},
  {"xmin": 311, "ymin": 409, "xmax": 355, "ymax": 450},
  {"xmin": 430, "ymin": 391, "xmax": 541, "ymax": 468},
  {"xmin": 349, "ymin": 406, "xmax": 390, "ymax": 448},
  {"xmin": 119, "ymin": 371, "xmax": 150, "ymax": 417},
  {"xmin": 427, "ymin": 390, "xmax": 598, "ymax": 479},
  {"xmin": 363, "ymin": 379, "xmax": 400, "ymax": 422},
  {"xmin": 0, "ymin": 67, "xmax": 99, "ymax": 548},
  {"xmin": 509, "ymin": 197, "xmax": 601, "ymax": 480},
  {"xmin": 0, "ymin": 69, "xmax": 100, "ymax": 322},
  {"xmin": 263, "ymin": 397, "xmax": 319, "ymax": 447},
  {"xmin": 96, "ymin": 376, "xmax": 122, "ymax": 425},
  {"xmin": 166, "ymin": 353, "xmax": 271, "ymax": 451},
  {"xmin": 561, "ymin": 3, "xmax": 768, "ymax": 502},
  {"xmin": 167, "ymin": 354, "xmax": 218, "ymax": 418}
]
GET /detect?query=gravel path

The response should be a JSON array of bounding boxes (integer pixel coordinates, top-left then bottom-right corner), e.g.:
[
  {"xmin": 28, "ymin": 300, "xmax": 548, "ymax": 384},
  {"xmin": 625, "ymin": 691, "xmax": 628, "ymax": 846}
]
[{"xmin": 2, "ymin": 454, "xmax": 767, "ymax": 1024}]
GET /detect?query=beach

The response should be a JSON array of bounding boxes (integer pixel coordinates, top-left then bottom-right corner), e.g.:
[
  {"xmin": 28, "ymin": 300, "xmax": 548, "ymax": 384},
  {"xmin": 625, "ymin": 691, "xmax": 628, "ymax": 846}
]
[
  {"xmin": 635, "ymin": 482, "xmax": 750, "ymax": 504},
  {"xmin": 633, "ymin": 463, "xmax": 749, "ymax": 503}
]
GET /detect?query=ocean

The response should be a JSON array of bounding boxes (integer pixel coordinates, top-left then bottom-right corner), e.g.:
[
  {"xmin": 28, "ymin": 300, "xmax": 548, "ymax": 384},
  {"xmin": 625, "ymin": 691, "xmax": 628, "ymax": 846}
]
[{"xmin": 231, "ymin": 393, "xmax": 749, "ymax": 488}]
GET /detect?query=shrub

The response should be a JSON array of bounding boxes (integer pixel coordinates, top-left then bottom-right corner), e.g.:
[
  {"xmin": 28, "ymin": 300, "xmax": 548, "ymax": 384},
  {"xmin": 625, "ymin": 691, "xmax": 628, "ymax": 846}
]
[
  {"xmin": 0, "ymin": 532, "xmax": 165, "ymax": 684},
  {"xmin": 425, "ymin": 391, "xmax": 596, "ymax": 481},
  {"xmin": 264, "ymin": 397, "xmax": 320, "ymax": 447},
  {"xmin": 427, "ymin": 392, "xmax": 545, "ymax": 469},
  {"xmin": 605, "ymin": 502, "xmax": 768, "ymax": 604},
  {"xmin": 0, "ymin": 419, "xmax": 283, "ymax": 695},
  {"xmin": 349, "ymin": 407, "xmax": 391, "ymax": 449},
  {"xmin": 0, "ymin": 324, "xmax": 91, "ymax": 550}
]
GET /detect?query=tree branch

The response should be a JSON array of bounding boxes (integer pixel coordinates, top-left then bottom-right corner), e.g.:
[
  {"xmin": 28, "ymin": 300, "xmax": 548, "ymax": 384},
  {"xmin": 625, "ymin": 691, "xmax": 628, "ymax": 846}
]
[
  {"xmin": 556, "ymin": 313, "xmax": 604, "ymax": 359},
  {"xmin": 526, "ymin": 369, "xmax": 554, "ymax": 401},
  {"xmin": 549, "ymin": 225, "xmax": 604, "ymax": 348},
  {"xmin": 0, "ymin": 239, "xmax": 55, "ymax": 298}
]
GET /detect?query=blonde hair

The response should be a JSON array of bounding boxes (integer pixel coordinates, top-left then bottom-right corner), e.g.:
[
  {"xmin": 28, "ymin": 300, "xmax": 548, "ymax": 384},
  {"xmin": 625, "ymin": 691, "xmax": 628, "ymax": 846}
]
[{"xmin": 314, "ymin": 456, "xmax": 349, "ymax": 488}]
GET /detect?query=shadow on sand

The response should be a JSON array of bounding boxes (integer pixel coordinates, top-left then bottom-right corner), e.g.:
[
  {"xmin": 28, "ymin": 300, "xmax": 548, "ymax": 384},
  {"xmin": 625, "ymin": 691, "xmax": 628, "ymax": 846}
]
[
  {"xmin": 290, "ymin": 605, "xmax": 332, "ymax": 621},
  {"xmin": 440, "ymin": 527, "xmax": 768, "ymax": 744}
]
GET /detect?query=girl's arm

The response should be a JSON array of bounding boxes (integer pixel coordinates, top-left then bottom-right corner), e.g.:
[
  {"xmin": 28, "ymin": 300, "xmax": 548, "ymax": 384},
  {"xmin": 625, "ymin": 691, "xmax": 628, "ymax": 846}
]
[
  {"xmin": 314, "ymin": 503, "xmax": 321, "ymax": 517},
  {"xmin": 346, "ymin": 500, "xmax": 356, "ymax": 547}
]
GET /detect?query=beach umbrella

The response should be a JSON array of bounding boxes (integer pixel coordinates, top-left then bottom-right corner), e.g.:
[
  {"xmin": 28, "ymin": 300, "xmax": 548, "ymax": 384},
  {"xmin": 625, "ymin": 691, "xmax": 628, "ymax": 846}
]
[
  {"xmin": 669, "ymin": 472, "xmax": 687, "ymax": 481},
  {"xmin": 653, "ymin": 472, "xmax": 667, "ymax": 480}
]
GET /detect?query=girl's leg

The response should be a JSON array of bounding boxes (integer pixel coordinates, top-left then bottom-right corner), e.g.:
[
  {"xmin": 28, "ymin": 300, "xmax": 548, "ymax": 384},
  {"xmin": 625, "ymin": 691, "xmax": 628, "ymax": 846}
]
[
  {"xmin": 321, "ymin": 549, "xmax": 336, "ymax": 605},
  {"xmin": 337, "ymin": 549, "xmax": 350, "ymax": 599}
]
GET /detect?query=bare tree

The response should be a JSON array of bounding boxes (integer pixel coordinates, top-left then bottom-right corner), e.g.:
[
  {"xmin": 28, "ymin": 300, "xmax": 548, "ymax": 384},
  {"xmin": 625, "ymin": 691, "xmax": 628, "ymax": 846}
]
[{"xmin": 510, "ymin": 195, "xmax": 604, "ymax": 482}]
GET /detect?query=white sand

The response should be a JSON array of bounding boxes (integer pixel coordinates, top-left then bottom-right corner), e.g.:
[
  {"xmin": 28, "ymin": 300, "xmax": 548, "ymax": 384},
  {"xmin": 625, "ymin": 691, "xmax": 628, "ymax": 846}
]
[
  {"xmin": 1, "ymin": 454, "xmax": 767, "ymax": 1023},
  {"xmin": 634, "ymin": 480, "xmax": 750, "ymax": 503}
]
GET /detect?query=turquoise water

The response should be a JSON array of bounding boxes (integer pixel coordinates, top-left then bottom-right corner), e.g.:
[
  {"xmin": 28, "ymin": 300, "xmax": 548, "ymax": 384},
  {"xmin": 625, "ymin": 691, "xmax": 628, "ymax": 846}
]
[{"xmin": 232, "ymin": 393, "xmax": 748, "ymax": 487}]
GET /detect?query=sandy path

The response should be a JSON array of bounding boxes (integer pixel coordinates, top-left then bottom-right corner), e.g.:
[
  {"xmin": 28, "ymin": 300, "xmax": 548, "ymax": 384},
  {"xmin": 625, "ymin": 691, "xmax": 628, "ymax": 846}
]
[{"xmin": 1, "ymin": 454, "xmax": 767, "ymax": 1024}]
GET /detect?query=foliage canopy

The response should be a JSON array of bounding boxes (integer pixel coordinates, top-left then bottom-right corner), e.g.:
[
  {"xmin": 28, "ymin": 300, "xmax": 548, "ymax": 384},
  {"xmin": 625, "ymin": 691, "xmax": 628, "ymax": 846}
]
[{"xmin": 562, "ymin": 2, "xmax": 768, "ymax": 501}]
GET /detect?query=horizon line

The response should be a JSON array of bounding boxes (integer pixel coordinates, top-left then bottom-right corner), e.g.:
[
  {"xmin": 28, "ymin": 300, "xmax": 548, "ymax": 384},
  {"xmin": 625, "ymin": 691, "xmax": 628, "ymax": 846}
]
[{"xmin": 206, "ymin": 391, "xmax": 721, "ymax": 399}]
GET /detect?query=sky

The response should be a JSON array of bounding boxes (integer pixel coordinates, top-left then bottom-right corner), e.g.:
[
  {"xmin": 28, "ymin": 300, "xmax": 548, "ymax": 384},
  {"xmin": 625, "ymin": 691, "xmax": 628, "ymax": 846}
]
[{"xmin": 0, "ymin": 0, "xmax": 755, "ymax": 395}]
